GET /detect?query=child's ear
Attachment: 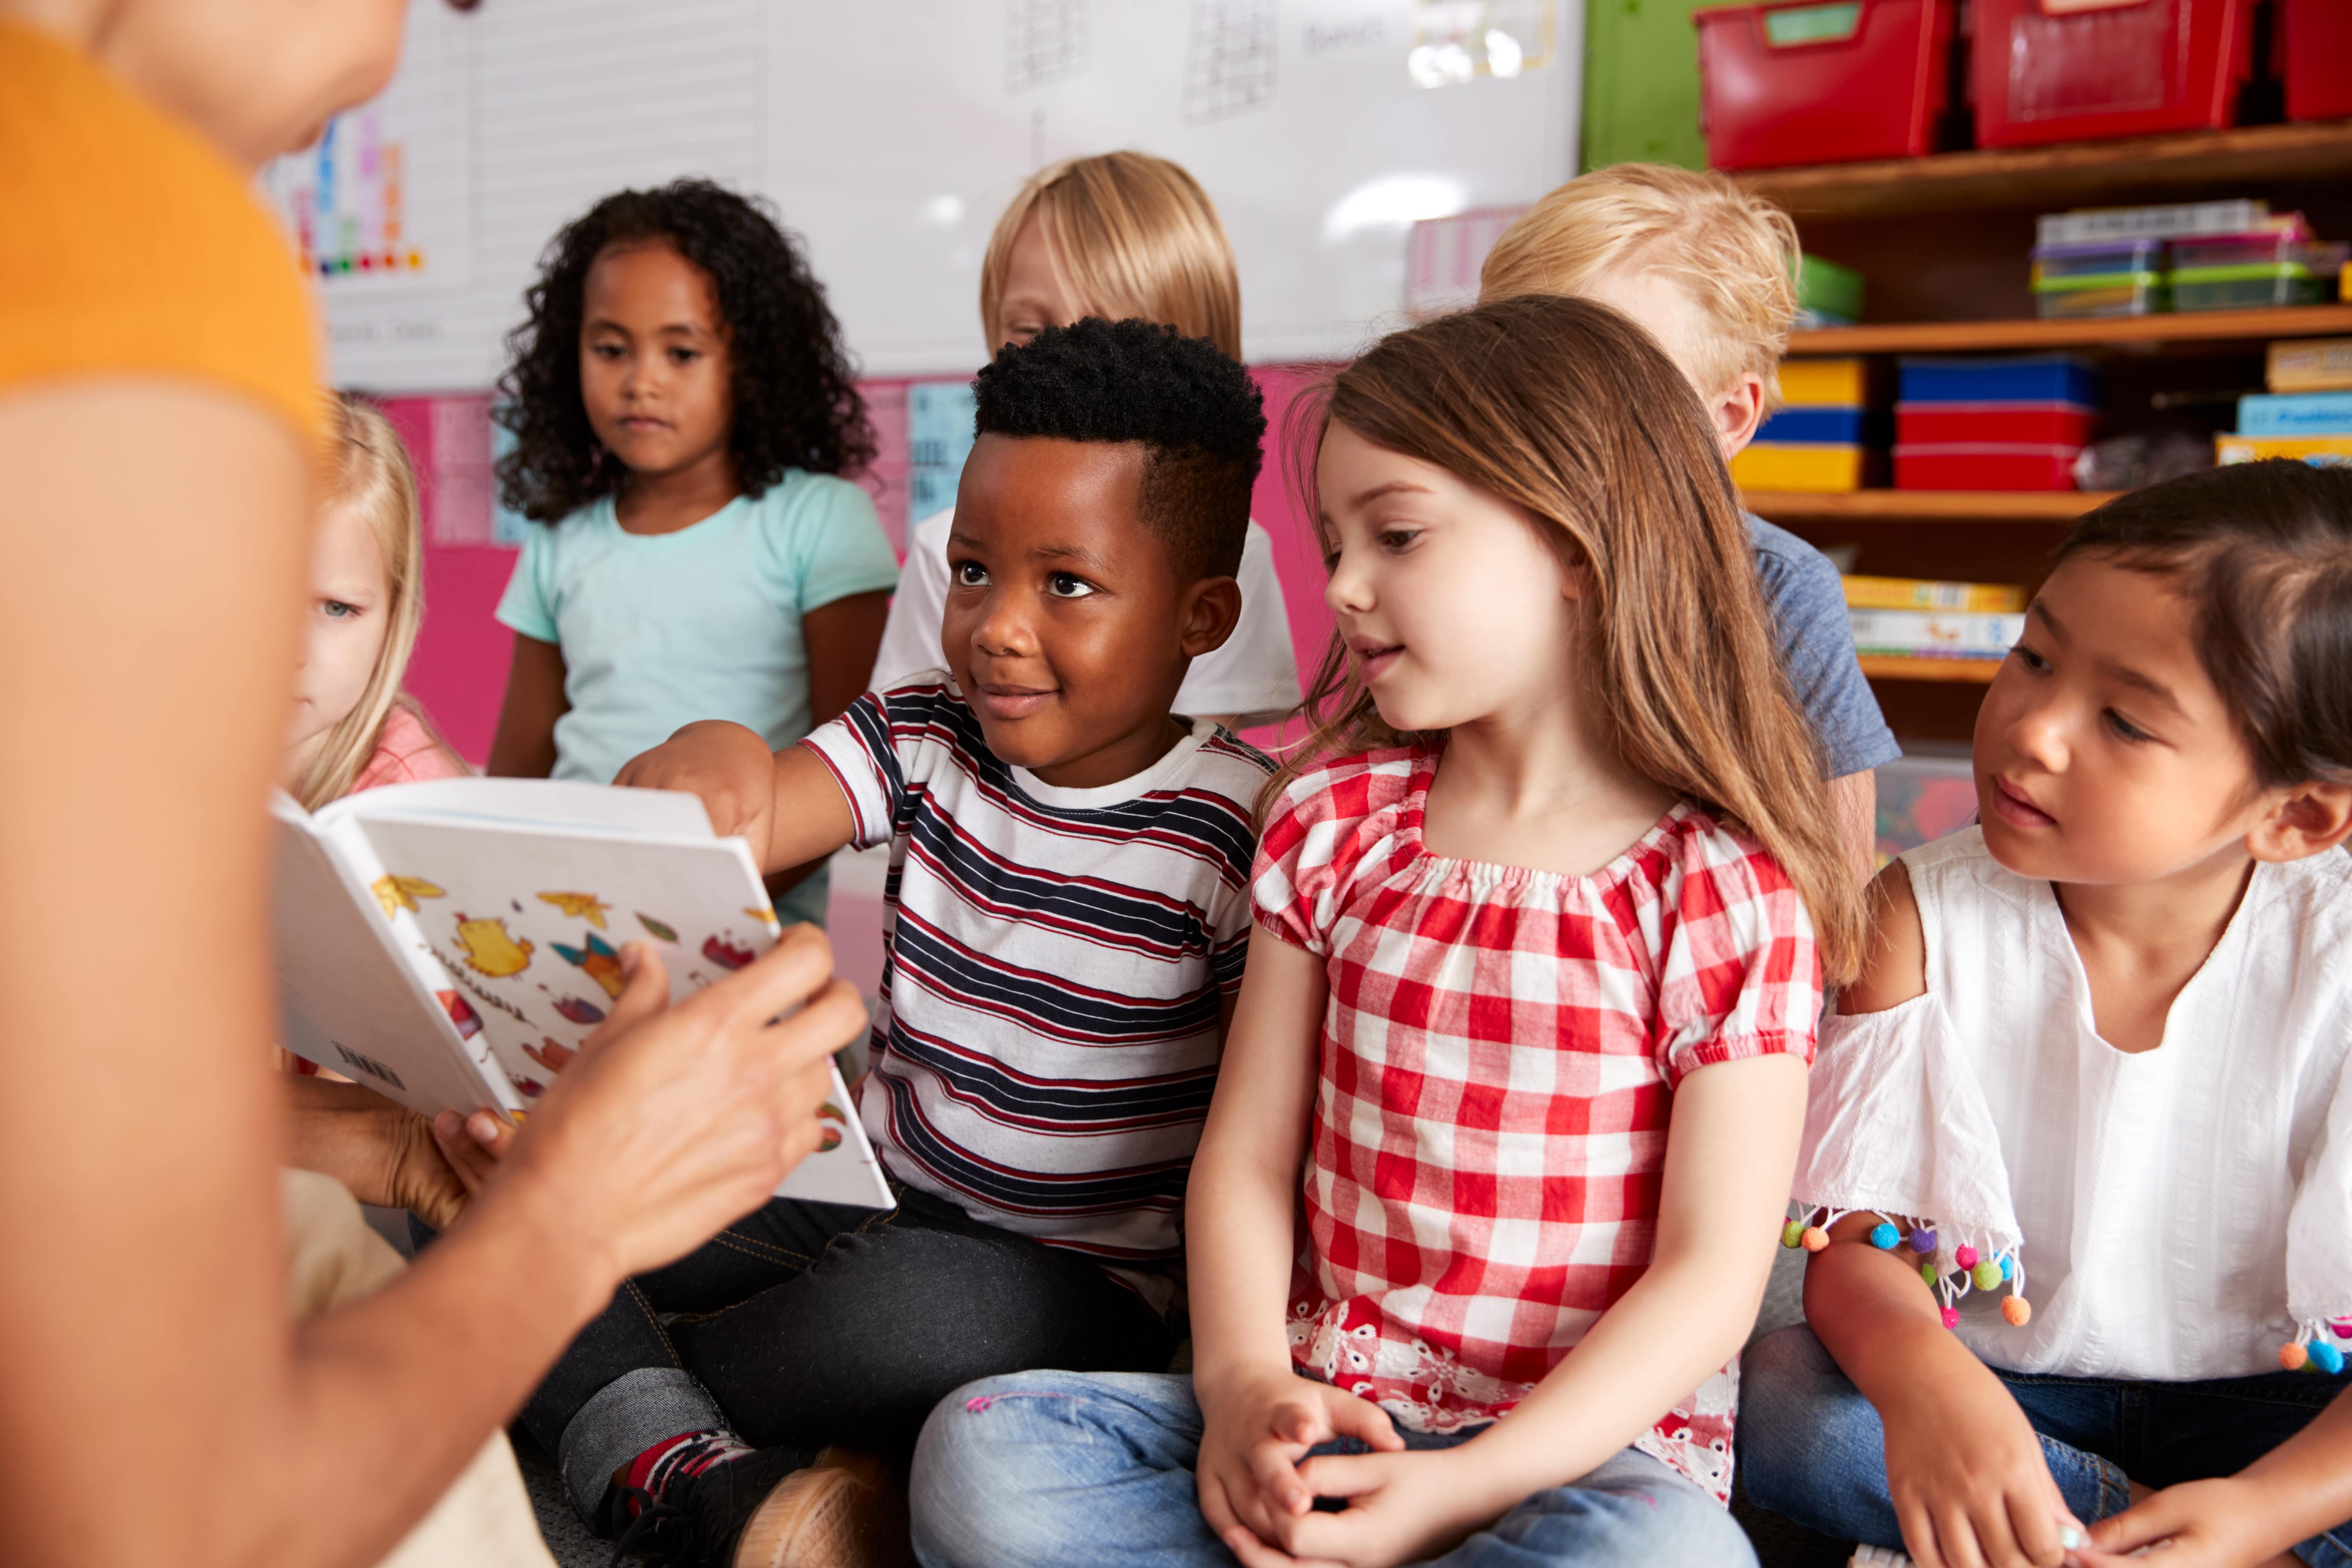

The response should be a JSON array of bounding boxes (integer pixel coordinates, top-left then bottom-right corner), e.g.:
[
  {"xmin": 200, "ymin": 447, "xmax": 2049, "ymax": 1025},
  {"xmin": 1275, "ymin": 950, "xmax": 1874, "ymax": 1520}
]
[
  {"xmin": 2249, "ymin": 781, "xmax": 2352, "ymax": 864},
  {"xmin": 1178, "ymin": 575, "xmax": 1243, "ymax": 660}
]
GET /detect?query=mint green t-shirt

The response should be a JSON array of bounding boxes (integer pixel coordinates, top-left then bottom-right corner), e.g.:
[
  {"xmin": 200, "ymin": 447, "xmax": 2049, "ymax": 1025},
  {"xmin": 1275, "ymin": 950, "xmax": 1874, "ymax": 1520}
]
[{"xmin": 495, "ymin": 471, "xmax": 900, "ymax": 928}]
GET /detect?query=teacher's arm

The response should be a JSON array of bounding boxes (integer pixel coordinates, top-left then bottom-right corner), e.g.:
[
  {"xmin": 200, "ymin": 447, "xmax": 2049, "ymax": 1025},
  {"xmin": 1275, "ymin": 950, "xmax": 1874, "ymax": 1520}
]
[{"xmin": 0, "ymin": 381, "xmax": 862, "ymax": 1568}]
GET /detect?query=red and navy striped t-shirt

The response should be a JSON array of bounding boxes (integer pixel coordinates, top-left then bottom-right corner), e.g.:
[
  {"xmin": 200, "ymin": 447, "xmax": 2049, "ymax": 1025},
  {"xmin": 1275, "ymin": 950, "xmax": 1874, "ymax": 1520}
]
[{"xmin": 802, "ymin": 676, "xmax": 1271, "ymax": 1311}]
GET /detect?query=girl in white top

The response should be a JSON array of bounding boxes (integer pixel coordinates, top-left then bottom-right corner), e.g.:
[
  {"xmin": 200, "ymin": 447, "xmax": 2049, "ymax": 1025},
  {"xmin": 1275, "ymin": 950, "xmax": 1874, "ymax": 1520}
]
[
  {"xmin": 1740, "ymin": 462, "xmax": 2352, "ymax": 1568},
  {"xmin": 870, "ymin": 152, "xmax": 1301, "ymax": 728}
]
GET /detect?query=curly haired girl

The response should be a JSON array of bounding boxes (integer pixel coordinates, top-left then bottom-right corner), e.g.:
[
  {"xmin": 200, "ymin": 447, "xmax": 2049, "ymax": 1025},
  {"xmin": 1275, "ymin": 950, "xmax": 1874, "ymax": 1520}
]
[{"xmin": 487, "ymin": 179, "xmax": 899, "ymax": 927}]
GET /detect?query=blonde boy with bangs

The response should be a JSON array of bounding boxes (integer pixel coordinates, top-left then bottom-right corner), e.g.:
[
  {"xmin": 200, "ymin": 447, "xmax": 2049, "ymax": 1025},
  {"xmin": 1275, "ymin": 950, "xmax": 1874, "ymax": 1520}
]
[
  {"xmin": 871, "ymin": 151, "xmax": 1302, "ymax": 729},
  {"xmin": 1481, "ymin": 163, "xmax": 1896, "ymax": 877}
]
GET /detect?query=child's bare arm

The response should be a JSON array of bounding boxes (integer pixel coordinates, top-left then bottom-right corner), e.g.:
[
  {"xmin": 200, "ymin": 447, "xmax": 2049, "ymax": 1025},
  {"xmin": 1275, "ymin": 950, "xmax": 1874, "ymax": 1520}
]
[
  {"xmin": 803, "ymin": 590, "xmax": 891, "ymax": 728},
  {"xmin": 2076, "ymin": 1384, "xmax": 2352, "ymax": 1566},
  {"xmin": 1189, "ymin": 929, "xmax": 1403, "ymax": 1559},
  {"xmin": 1804, "ymin": 858, "xmax": 2078, "ymax": 1568},
  {"xmin": 487, "ymin": 632, "xmax": 567, "ymax": 778},
  {"xmin": 616, "ymin": 724, "xmax": 855, "ymax": 876}
]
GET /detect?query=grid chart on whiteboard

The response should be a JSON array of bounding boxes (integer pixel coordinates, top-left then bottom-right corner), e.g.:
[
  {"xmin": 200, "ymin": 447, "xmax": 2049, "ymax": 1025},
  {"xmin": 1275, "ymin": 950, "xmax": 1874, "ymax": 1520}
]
[
  {"xmin": 259, "ymin": 1, "xmax": 473, "ymax": 291},
  {"xmin": 1183, "ymin": 0, "xmax": 1279, "ymax": 124},
  {"xmin": 1007, "ymin": 0, "xmax": 1089, "ymax": 93}
]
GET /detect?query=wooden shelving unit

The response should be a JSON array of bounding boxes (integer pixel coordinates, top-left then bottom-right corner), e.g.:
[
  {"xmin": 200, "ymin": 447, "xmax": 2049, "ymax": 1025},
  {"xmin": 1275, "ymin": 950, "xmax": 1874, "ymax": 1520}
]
[
  {"xmin": 1857, "ymin": 656, "xmax": 2003, "ymax": 684},
  {"xmin": 1788, "ymin": 304, "xmax": 2352, "ymax": 356},
  {"xmin": 1743, "ymin": 490, "xmax": 2115, "ymax": 523},
  {"xmin": 1738, "ymin": 121, "xmax": 2352, "ymax": 221},
  {"xmin": 1740, "ymin": 123, "xmax": 2352, "ymax": 741}
]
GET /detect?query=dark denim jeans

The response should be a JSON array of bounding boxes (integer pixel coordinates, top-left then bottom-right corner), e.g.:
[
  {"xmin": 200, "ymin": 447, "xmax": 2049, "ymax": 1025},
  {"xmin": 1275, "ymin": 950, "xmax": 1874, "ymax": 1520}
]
[
  {"xmin": 1740, "ymin": 1325, "xmax": 2352, "ymax": 1567},
  {"xmin": 430, "ymin": 1185, "xmax": 1178, "ymax": 1526}
]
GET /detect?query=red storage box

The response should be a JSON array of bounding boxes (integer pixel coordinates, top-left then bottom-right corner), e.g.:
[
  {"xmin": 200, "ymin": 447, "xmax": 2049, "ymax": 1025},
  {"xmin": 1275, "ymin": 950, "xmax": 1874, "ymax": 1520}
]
[
  {"xmin": 1696, "ymin": 0, "xmax": 1955, "ymax": 169},
  {"xmin": 1896, "ymin": 445, "xmax": 2082, "ymax": 490},
  {"xmin": 1972, "ymin": 0, "xmax": 2254, "ymax": 150},
  {"xmin": 1896, "ymin": 402, "xmax": 2098, "ymax": 446},
  {"xmin": 2282, "ymin": 0, "xmax": 2352, "ymax": 122}
]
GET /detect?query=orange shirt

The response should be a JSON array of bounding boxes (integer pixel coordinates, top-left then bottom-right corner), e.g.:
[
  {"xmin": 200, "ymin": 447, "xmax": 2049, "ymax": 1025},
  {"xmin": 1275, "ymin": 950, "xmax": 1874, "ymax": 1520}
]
[{"xmin": 0, "ymin": 20, "xmax": 321, "ymax": 444}]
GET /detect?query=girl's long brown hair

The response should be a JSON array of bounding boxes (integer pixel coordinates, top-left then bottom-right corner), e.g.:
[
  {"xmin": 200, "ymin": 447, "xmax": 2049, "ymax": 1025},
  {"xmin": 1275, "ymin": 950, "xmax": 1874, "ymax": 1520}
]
[{"xmin": 1271, "ymin": 294, "xmax": 1862, "ymax": 984}]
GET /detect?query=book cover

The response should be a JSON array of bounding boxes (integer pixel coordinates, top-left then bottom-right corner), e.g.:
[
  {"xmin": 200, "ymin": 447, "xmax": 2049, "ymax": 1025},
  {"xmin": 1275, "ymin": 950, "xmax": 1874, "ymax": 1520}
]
[{"xmin": 1843, "ymin": 576, "xmax": 2026, "ymax": 614}]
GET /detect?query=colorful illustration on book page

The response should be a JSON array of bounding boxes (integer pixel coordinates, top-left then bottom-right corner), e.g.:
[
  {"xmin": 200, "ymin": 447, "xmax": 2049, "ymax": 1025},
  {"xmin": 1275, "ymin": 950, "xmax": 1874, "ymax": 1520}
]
[
  {"xmin": 435, "ymin": 989, "xmax": 482, "ymax": 1041},
  {"xmin": 545, "ymin": 992, "xmax": 606, "ymax": 1026},
  {"xmin": 637, "ymin": 913, "xmax": 679, "ymax": 942},
  {"xmin": 552, "ymin": 930, "xmax": 625, "ymax": 998},
  {"xmin": 538, "ymin": 891, "xmax": 610, "ymax": 928},
  {"xmin": 373, "ymin": 873, "xmax": 444, "ymax": 918},
  {"xmin": 453, "ymin": 914, "xmax": 533, "ymax": 978},
  {"xmin": 817, "ymin": 1101, "xmax": 847, "ymax": 1152},
  {"xmin": 702, "ymin": 933, "xmax": 756, "ymax": 971}
]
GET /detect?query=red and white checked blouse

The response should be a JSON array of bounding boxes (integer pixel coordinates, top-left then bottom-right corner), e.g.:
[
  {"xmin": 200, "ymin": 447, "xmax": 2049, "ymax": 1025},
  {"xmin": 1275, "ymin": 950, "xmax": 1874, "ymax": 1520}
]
[{"xmin": 1252, "ymin": 746, "xmax": 1821, "ymax": 1503}]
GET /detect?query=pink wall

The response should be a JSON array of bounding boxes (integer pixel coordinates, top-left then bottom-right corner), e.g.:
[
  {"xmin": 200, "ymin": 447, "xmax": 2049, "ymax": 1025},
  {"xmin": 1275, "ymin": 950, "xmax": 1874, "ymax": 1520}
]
[{"xmin": 390, "ymin": 366, "xmax": 1341, "ymax": 766}]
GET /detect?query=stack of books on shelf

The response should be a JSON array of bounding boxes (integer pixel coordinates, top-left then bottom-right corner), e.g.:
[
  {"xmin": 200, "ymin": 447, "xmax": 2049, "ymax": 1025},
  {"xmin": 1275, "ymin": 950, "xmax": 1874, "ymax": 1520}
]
[
  {"xmin": 1894, "ymin": 355, "xmax": 2098, "ymax": 492},
  {"xmin": 2218, "ymin": 340, "xmax": 2352, "ymax": 469},
  {"xmin": 1730, "ymin": 357, "xmax": 1872, "ymax": 493},
  {"xmin": 2027, "ymin": 200, "xmax": 2347, "ymax": 320},
  {"xmin": 1846, "ymin": 574, "xmax": 2026, "ymax": 669}
]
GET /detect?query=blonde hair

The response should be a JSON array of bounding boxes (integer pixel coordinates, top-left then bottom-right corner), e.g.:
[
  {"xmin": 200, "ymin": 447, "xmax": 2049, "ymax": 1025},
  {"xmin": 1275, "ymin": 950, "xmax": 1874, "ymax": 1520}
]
[
  {"xmin": 979, "ymin": 152, "xmax": 1242, "ymax": 358},
  {"xmin": 1479, "ymin": 163, "xmax": 1799, "ymax": 410},
  {"xmin": 288, "ymin": 395, "xmax": 438, "ymax": 811},
  {"xmin": 1271, "ymin": 296, "xmax": 1860, "ymax": 984}
]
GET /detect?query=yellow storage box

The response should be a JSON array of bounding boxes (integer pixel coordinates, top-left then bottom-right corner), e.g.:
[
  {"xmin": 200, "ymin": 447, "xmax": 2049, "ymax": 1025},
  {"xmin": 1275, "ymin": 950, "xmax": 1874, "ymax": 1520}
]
[
  {"xmin": 1731, "ymin": 441, "xmax": 1865, "ymax": 493},
  {"xmin": 1777, "ymin": 357, "xmax": 1869, "ymax": 407}
]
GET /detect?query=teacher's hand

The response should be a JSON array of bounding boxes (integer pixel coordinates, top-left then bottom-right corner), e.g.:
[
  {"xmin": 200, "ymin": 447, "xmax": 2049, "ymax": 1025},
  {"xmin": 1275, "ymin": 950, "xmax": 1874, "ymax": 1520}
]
[{"xmin": 484, "ymin": 926, "xmax": 860, "ymax": 1281}]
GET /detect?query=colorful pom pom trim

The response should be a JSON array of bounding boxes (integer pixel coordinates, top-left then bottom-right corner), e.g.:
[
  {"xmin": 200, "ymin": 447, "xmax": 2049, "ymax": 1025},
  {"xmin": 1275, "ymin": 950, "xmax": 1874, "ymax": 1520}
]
[
  {"xmin": 1782, "ymin": 1205, "xmax": 2030, "ymax": 1331},
  {"xmin": 2278, "ymin": 1320, "xmax": 2352, "ymax": 1376}
]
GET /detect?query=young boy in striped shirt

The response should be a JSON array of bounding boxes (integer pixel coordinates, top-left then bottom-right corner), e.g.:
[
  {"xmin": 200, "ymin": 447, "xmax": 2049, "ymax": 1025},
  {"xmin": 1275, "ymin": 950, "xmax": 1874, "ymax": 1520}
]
[{"xmin": 534, "ymin": 317, "xmax": 1277, "ymax": 1568}]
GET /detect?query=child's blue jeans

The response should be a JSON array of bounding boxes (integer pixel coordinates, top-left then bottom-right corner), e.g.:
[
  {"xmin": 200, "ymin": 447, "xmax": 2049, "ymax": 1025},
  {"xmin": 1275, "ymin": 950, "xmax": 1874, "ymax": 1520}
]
[
  {"xmin": 1740, "ymin": 1325, "xmax": 2352, "ymax": 1567},
  {"xmin": 908, "ymin": 1369, "xmax": 1758, "ymax": 1568}
]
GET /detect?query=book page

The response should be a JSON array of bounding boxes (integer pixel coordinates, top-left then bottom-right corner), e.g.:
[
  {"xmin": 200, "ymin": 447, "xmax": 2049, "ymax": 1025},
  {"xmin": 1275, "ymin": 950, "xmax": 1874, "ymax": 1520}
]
[
  {"xmin": 270, "ymin": 804, "xmax": 518, "ymax": 1119},
  {"xmin": 344, "ymin": 804, "xmax": 890, "ymax": 1209},
  {"xmin": 319, "ymin": 776, "xmax": 715, "ymax": 839}
]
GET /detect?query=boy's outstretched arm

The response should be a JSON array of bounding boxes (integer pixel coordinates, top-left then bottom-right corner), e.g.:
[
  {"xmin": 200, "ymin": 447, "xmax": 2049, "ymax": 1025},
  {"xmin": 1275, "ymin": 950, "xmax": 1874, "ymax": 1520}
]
[{"xmin": 616, "ymin": 722, "xmax": 856, "ymax": 876}]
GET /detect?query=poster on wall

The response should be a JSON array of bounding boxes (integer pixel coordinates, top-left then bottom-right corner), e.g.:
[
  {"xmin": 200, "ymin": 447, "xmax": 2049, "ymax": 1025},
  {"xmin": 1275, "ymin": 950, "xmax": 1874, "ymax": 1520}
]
[{"xmin": 258, "ymin": 0, "xmax": 474, "ymax": 291}]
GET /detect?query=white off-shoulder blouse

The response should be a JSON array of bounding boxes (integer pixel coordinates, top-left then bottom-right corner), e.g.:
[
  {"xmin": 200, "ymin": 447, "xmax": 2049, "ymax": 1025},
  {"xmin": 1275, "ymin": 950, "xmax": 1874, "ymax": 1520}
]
[{"xmin": 1793, "ymin": 827, "xmax": 2352, "ymax": 1381}]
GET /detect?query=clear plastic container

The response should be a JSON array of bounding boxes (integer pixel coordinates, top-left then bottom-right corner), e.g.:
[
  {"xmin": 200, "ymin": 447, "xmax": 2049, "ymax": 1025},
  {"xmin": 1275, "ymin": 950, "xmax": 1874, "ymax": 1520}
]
[
  {"xmin": 2031, "ymin": 270, "xmax": 2167, "ymax": 318},
  {"xmin": 2171, "ymin": 264, "xmax": 2322, "ymax": 312},
  {"xmin": 2029, "ymin": 237, "xmax": 2166, "ymax": 282}
]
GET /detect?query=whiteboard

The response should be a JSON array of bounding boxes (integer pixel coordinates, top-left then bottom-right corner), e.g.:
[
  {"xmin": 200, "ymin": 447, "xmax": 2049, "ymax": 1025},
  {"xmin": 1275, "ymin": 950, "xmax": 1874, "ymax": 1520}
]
[{"xmin": 286, "ymin": 0, "xmax": 1583, "ymax": 391}]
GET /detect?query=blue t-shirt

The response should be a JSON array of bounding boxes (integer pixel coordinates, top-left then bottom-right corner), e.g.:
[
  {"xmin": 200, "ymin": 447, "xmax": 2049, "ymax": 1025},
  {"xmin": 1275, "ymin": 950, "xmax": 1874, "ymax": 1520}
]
[
  {"xmin": 1748, "ymin": 512, "xmax": 1899, "ymax": 780},
  {"xmin": 496, "ymin": 470, "xmax": 901, "ymax": 927}
]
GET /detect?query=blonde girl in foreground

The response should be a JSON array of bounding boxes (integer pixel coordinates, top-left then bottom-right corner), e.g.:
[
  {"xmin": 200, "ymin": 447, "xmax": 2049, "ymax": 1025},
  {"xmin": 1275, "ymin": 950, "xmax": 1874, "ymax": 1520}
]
[{"xmin": 906, "ymin": 294, "xmax": 1860, "ymax": 1568}]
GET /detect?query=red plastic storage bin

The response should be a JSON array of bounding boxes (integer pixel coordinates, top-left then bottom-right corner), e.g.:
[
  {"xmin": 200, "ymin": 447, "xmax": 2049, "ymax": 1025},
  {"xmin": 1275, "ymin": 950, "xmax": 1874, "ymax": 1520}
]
[
  {"xmin": 1896, "ymin": 445, "xmax": 2082, "ymax": 491},
  {"xmin": 2282, "ymin": 0, "xmax": 2352, "ymax": 122},
  {"xmin": 1696, "ymin": 0, "xmax": 1955, "ymax": 169},
  {"xmin": 1896, "ymin": 403, "xmax": 2098, "ymax": 447},
  {"xmin": 1972, "ymin": 0, "xmax": 2254, "ymax": 149}
]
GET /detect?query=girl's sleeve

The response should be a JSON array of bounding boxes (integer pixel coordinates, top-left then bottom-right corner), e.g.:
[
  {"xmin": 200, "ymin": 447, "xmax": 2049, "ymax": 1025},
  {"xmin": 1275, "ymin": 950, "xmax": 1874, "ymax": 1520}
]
[
  {"xmin": 1250, "ymin": 770, "xmax": 1356, "ymax": 957},
  {"xmin": 768, "ymin": 475, "xmax": 900, "ymax": 614},
  {"xmin": 1652, "ymin": 829, "xmax": 1822, "ymax": 1085},
  {"xmin": 493, "ymin": 524, "xmax": 559, "ymax": 644},
  {"xmin": 2286, "ymin": 1034, "xmax": 2352, "ymax": 1331},
  {"xmin": 1792, "ymin": 996, "xmax": 2022, "ymax": 1257}
]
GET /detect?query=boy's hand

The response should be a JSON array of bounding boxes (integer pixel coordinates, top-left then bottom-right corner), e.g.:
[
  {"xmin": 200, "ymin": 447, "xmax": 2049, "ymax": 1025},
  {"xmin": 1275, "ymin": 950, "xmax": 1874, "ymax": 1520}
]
[
  {"xmin": 615, "ymin": 721, "xmax": 780, "ymax": 867},
  {"xmin": 2071, "ymin": 1477, "xmax": 2301, "ymax": 1568},
  {"xmin": 1196, "ymin": 1365, "xmax": 1404, "ymax": 1558},
  {"xmin": 1882, "ymin": 1375, "xmax": 2082, "ymax": 1568},
  {"xmin": 1227, "ymin": 1446, "xmax": 1501, "ymax": 1568}
]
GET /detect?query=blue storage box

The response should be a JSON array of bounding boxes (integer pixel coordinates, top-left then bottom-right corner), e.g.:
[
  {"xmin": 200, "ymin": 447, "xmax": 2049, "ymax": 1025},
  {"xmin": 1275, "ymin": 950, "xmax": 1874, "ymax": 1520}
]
[
  {"xmin": 1755, "ymin": 405, "xmax": 1868, "ymax": 444},
  {"xmin": 1899, "ymin": 355, "xmax": 2100, "ymax": 407},
  {"xmin": 2238, "ymin": 392, "xmax": 2352, "ymax": 436}
]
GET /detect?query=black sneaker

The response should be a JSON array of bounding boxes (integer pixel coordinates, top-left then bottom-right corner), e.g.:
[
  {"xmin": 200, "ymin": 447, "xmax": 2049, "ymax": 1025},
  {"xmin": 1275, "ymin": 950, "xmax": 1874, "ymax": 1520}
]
[{"xmin": 608, "ymin": 1446, "xmax": 903, "ymax": 1568}]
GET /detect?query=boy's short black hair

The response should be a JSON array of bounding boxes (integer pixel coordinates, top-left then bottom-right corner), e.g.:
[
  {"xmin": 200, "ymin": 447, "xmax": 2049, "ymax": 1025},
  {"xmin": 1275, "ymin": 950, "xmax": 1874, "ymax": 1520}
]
[{"xmin": 971, "ymin": 318, "xmax": 1266, "ymax": 580}]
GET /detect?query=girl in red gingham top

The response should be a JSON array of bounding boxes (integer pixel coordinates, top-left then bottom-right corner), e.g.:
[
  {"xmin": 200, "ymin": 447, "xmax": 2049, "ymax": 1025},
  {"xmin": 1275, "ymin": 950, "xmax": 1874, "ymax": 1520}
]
[{"xmin": 1176, "ymin": 297, "xmax": 1865, "ymax": 1568}]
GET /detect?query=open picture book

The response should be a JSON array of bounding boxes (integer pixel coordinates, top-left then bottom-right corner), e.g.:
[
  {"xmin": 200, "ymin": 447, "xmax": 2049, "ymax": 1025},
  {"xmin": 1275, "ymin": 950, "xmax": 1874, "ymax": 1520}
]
[{"xmin": 270, "ymin": 777, "xmax": 891, "ymax": 1210}]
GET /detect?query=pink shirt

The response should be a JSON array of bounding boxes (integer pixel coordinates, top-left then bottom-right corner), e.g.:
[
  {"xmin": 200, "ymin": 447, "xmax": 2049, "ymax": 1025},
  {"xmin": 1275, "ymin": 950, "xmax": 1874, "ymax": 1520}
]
[{"xmin": 349, "ymin": 704, "xmax": 466, "ymax": 793}]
